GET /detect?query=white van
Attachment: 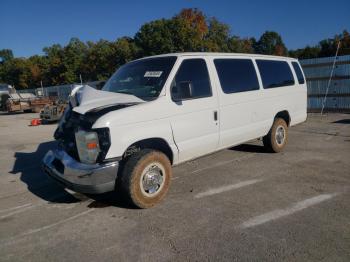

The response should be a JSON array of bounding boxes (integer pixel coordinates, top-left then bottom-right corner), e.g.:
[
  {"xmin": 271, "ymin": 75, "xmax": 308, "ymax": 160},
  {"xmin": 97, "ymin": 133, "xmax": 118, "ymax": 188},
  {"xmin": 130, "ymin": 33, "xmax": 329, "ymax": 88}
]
[{"xmin": 43, "ymin": 53, "xmax": 307, "ymax": 208}]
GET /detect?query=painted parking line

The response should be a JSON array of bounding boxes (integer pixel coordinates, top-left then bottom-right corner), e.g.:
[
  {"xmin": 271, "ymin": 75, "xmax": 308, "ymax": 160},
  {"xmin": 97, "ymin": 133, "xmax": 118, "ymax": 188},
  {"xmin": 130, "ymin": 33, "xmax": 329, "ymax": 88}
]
[
  {"xmin": 0, "ymin": 205, "xmax": 35, "ymax": 220},
  {"xmin": 0, "ymin": 203, "xmax": 32, "ymax": 213},
  {"xmin": 172, "ymin": 153, "xmax": 256, "ymax": 180},
  {"xmin": 195, "ymin": 179, "xmax": 262, "ymax": 199},
  {"xmin": 0, "ymin": 209, "xmax": 95, "ymax": 247},
  {"xmin": 240, "ymin": 193, "xmax": 338, "ymax": 229},
  {"xmin": 191, "ymin": 154, "xmax": 255, "ymax": 175},
  {"xmin": 0, "ymin": 191, "xmax": 89, "ymax": 220}
]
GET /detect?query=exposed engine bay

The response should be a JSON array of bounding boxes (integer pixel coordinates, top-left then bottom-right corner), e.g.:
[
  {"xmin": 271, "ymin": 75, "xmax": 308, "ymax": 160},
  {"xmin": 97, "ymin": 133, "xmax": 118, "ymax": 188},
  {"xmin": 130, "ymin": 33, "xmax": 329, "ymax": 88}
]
[{"xmin": 54, "ymin": 85, "xmax": 143, "ymax": 163}]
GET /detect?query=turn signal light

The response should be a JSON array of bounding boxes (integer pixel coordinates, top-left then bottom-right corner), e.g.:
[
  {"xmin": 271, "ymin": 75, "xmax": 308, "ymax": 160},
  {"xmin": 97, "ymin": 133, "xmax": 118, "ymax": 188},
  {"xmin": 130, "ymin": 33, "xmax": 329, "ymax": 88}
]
[{"xmin": 87, "ymin": 142, "xmax": 98, "ymax": 149}]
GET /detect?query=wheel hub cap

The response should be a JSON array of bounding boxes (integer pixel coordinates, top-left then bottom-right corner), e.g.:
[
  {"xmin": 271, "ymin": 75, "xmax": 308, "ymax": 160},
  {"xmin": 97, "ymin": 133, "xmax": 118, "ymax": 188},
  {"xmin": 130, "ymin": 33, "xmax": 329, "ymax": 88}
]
[
  {"xmin": 275, "ymin": 126, "xmax": 285, "ymax": 145},
  {"xmin": 142, "ymin": 164, "xmax": 164, "ymax": 195}
]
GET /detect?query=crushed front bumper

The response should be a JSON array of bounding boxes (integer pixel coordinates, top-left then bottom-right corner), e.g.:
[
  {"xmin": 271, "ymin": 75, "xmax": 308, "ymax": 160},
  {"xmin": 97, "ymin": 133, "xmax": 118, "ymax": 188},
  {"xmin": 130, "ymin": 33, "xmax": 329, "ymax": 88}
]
[{"xmin": 42, "ymin": 149, "xmax": 119, "ymax": 194}]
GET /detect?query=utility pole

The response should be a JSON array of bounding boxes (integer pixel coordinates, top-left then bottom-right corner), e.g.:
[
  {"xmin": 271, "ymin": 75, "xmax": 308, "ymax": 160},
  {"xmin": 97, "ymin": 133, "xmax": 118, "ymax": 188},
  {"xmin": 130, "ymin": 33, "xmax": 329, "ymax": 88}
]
[
  {"xmin": 40, "ymin": 80, "xmax": 44, "ymax": 97},
  {"xmin": 321, "ymin": 40, "xmax": 341, "ymax": 115},
  {"xmin": 80, "ymin": 74, "xmax": 83, "ymax": 85}
]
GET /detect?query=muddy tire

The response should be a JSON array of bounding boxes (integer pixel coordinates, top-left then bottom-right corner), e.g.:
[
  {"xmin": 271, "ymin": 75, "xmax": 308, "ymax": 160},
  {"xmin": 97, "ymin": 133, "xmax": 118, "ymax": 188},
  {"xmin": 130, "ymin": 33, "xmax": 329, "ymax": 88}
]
[
  {"xmin": 119, "ymin": 149, "xmax": 172, "ymax": 208},
  {"xmin": 263, "ymin": 118, "xmax": 288, "ymax": 153}
]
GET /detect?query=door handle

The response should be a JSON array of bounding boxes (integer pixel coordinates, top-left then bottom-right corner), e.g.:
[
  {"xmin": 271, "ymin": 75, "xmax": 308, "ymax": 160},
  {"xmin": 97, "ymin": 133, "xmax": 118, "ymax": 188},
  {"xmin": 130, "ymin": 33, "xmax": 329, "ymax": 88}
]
[{"xmin": 213, "ymin": 110, "xmax": 218, "ymax": 121}]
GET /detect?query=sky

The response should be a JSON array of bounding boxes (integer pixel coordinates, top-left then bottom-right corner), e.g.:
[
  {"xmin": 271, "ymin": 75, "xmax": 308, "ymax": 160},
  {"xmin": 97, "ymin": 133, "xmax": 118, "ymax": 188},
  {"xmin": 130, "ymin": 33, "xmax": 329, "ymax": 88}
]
[{"xmin": 1, "ymin": 0, "xmax": 349, "ymax": 57}]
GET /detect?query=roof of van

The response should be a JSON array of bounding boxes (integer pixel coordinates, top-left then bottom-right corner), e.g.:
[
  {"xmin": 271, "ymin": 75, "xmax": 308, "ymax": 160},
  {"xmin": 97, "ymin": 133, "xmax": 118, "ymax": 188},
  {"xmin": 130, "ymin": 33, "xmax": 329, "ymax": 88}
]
[
  {"xmin": 137, "ymin": 52, "xmax": 298, "ymax": 61},
  {"xmin": 136, "ymin": 52, "xmax": 298, "ymax": 61}
]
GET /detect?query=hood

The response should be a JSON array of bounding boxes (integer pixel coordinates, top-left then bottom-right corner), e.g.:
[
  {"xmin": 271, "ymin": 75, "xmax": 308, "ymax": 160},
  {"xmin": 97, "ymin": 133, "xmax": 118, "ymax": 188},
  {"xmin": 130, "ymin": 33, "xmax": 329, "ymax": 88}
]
[{"xmin": 72, "ymin": 85, "xmax": 145, "ymax": 114}]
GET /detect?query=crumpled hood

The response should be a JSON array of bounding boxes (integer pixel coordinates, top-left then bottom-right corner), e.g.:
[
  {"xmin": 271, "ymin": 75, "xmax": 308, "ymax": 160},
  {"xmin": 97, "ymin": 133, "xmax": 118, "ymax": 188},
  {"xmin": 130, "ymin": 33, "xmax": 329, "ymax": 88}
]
[{"xmin": 72, "ymin": 85, "xmax": 145, "ymax": 114}]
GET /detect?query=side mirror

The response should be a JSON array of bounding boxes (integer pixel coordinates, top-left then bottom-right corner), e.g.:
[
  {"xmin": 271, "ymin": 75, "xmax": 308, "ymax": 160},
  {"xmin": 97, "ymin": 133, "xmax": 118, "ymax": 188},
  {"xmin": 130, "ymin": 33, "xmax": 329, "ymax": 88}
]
[{"xmin": 171, "ymin": 81, "xmax": 193, "ymax": 101}]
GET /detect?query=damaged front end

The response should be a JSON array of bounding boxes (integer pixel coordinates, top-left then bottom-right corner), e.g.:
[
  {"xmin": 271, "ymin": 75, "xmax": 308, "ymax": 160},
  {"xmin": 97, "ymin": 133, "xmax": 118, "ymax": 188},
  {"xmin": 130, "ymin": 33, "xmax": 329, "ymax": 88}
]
[
  {"xmin": 42, "ymin": 85, "xmax": 142, "ymax": 194},
  {"xmin": 54, "ymin": 85, "xmax": 142, "ymax": 164}
]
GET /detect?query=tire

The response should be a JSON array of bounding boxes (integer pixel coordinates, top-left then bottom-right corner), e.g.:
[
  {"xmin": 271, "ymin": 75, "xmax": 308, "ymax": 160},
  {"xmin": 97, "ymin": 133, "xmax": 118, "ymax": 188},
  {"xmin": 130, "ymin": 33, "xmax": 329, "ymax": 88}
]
[
  {"xmin": 119, "ymin": 149, "xmax": 172, "ymax": 208},
  {"xmin": 263, "ymin": 118, "xmax": 288, "ymax": 153}
]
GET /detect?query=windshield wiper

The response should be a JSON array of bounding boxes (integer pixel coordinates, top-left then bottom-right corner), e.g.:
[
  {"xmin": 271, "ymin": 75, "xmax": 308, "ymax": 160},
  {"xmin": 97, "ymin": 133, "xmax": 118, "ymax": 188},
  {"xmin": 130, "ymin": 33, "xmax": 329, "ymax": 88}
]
[{"xmin": 114, "ymin": 90, "xmax": 134, "ymax": 95}]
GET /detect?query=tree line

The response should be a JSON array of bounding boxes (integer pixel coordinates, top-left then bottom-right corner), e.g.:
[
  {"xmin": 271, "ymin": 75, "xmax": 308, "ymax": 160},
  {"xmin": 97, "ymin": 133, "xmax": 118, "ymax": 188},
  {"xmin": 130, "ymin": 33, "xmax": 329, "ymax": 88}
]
[{"xmin": 0, "ymin": 8, "xmax": 349, "ymax": 89}]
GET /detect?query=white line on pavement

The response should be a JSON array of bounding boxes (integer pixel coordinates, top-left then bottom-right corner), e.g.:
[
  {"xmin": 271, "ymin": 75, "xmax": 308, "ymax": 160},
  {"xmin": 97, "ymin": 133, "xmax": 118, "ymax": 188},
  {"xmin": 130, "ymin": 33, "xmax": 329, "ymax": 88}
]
[
  {"xmin": 191, "ymin": 154, "xmax": 255, "ymax": 175},
  {"xmin": 0, "ymin": 203, "xmax": 32, "ymax": 213},
  {"xmin": 195, "ymin": 179, "xmax": 262, "ymax": 199},
  {"xmin": 23, "ymin": 209, "xmax": 95, "ymax": 236},
  {"xmin": 240, "ymin": 193, "xmax": 338, "ymax": 229},
  {"xmin": 0, "ymin": 205, "xmax": 35, "ymax": 219},
  {"xmin": 0, "ymin": 191, "xmax": 88, "ymax": 219},
  {"xmin": 0, "ymin": 209, "xmax": 95, "ymax": 247}
]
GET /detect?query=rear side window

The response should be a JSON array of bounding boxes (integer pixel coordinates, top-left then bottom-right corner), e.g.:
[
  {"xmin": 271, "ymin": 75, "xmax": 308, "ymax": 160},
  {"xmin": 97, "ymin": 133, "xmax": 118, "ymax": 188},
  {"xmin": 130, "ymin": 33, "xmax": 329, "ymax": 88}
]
[
  {"xmin": 292, "ymin": 62, "xmax": 305, "ymax": 84},
  {"xmin": 256, "ymin": 60, "xmax": 295, "ymax": 89},
  {"xmin": 214, "ymin": 59, "xmax": 260, "ymax": 93},
  {"xmin": 172, "ymin": 59, "xmax": 212, "ymax": 98}
]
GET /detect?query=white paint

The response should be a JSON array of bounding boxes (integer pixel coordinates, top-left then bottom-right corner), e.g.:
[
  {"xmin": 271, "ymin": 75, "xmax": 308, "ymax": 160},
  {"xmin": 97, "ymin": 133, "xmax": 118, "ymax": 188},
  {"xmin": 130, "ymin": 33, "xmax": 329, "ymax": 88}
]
[
  {"xmin": 0, "ymin": 205, "xmax": 35, "ymax": 219},
  {"xmin": 191, "ymin": 154, "xmax": 255, "ymax": 175},
  {"xmin": 89, "ymin": 53, "xmax": 306, "ymax": 164},
  {"xmin": 0, "ymin": 209, "xmax": 95, "ymax": 247},
  {"xmin": 240, "ymin": 193, "xmax": 338, "ymax": 229},
  {"xmin": 0, "ymin": 191, "xmax": 87, "ymax": 219},
  {"xmin": 22, "ymin": 209, "xmax": 94, "ymax": 236},
  {"xmin": 195, "ymin": 179, "xmax": 262, "ymax": 198},
  {"xmin": 0, "ymin": 203, "xmax": 32, "ymax": 213}
]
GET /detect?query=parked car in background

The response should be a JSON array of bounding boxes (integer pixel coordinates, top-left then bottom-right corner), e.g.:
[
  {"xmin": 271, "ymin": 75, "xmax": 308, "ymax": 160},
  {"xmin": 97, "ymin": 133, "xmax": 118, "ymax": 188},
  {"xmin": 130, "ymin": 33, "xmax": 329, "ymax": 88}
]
[{"xmin": 43, "ymin": 53, "xmax": 307, "ymax": 208}]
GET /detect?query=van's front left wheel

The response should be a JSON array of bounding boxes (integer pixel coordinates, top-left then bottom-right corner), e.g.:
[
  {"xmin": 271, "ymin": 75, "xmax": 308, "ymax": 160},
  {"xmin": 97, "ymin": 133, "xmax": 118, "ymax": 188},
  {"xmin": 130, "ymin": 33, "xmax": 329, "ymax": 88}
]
[{"xmin": 119, "ymin": 149, "xmax": 172, "ymax": 208}]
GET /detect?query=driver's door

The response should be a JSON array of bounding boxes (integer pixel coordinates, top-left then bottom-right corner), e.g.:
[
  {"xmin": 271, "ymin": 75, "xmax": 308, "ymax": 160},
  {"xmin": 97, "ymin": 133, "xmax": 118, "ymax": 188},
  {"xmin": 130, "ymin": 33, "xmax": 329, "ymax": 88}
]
[{"xmin": 169, "ymin": 58, "xmax": 219, "ymax": 163}]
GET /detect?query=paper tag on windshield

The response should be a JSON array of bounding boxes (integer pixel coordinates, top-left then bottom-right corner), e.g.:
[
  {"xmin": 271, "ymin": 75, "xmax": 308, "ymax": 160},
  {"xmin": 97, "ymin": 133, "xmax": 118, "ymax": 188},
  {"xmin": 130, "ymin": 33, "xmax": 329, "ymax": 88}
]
[{"xmin": 144, "ymin": 71, "xmax": 163, "ymax": 77}]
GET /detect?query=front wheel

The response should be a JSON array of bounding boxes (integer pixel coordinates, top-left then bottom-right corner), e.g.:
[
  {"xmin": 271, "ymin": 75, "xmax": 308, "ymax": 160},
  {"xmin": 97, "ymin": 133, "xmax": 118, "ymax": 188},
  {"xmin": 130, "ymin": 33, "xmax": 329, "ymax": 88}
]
[
  {"xmin": 263, "ymin": 118, "xmax": 288, "ymax": 153},
  {"xmin": 119, "ymin": 149, "xmax": 172, "ymax": 208}
]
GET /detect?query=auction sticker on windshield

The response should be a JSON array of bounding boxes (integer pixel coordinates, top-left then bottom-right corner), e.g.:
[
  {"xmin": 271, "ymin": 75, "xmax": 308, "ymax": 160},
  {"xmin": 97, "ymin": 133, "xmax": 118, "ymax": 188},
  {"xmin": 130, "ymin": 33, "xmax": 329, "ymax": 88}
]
[{"xmin": 144, "ymin": 71, "xmax": 163, "ymax": 77}]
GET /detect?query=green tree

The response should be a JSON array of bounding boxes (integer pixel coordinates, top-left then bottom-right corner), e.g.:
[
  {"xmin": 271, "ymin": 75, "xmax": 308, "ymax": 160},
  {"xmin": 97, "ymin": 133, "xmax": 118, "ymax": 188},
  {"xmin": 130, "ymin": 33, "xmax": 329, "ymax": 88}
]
[
  {"xmin": 135, "ymin": 19, "xmax": 175, "ymax": 56},
  {"xmin": 289, "ymin": 30, "xmax": 349, "ymax": 59},
  {"xmin": 204, "ymin": 17, "xmax": 230, "ymax": 52},
  {"xmin": 62, "ymin": 38, "xmax": 88, "ymax": 83},
  {"xmin": 0, "ymin": 49, "xmax": 14, "ymax": 63},
  {"xmin": 255, "ymin": 31, "xmax": 287, "ymax": 56},
  {"xmin": 43, "ymin": 44, "xmax": 66, "ymax": 85},
  {"xmin": 228, "ymin": 36, "xmax": 255, "ymax": 53},
  {"xmin": 135, "ymin": 8, "xmax": 209, "ymax": 55},
  {"xmin": 289, "ymin": 46, "xmax": 321, "ymax": 59},
  {"xmin": 0, "ymin": 58, "xmax": 31, "ymax": 88}
]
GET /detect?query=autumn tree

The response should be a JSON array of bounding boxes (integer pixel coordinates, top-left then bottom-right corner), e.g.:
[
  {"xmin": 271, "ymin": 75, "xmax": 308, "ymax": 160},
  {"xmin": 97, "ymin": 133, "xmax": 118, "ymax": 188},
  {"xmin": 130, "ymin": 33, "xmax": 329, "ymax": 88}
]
[{"xmin": 0, "ymin": 7, "xmax": 347, "ymax": 89}]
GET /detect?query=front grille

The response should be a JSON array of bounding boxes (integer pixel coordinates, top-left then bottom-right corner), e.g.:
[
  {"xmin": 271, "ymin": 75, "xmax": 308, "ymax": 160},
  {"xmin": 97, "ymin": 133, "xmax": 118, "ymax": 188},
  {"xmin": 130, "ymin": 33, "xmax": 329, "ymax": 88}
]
[
  {"xmin": 54, "ymin": 105, "xmax": 110, "ymax": 163},
  {"xmin": 54, "ymin": 106, "xmax": 93, "ymax": 162}
]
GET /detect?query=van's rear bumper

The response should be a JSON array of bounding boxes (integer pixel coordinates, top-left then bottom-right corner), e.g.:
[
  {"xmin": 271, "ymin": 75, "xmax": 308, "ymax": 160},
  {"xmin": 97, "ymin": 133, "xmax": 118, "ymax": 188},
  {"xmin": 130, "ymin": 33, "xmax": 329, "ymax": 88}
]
[{"xmin": 42, "ymin": 149, "xmax": 119, "ymax": 194}]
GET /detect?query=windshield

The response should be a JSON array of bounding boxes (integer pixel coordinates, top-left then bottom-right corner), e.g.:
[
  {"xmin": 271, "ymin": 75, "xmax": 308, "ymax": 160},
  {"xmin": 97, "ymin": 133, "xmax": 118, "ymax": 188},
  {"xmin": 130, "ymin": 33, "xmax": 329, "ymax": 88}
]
[{"xmin": 102, "ymin": 56, "xmax": 177, "ymax": 101}]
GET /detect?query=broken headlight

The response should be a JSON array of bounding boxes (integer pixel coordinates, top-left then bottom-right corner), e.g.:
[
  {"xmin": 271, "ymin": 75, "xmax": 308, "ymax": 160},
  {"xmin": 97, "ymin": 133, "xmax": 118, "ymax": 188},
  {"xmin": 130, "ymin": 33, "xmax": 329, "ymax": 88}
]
[{"xmin": 75, "ymin": 130, "xmax": 100, "ymax": 164}]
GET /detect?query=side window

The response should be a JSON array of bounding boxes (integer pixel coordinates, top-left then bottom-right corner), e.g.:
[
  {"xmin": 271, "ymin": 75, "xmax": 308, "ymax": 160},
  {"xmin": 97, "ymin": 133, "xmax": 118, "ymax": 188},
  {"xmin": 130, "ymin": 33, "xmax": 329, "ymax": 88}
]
[
  {"xmin": 214, "ymin": 59, "xmax": 260, "ymax": 93},
  {"xmin": 292, "ymin": 61, "xmax": 305, "ymax": 84},
  {"xmin": 172, "ymin": 59, "xmax": 212, "ymax": 99},
  {"xmin": 256, "ymin": 60, "xmax": 295, "ymax": 89}
]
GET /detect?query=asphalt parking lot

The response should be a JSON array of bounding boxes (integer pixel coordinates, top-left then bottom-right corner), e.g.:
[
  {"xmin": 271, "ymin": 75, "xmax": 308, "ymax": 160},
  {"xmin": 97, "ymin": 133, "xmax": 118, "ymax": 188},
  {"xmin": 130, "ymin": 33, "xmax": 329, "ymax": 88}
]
[{"xmin": 0, "ymin": 112, "xmax": 349, "ymax": 261}]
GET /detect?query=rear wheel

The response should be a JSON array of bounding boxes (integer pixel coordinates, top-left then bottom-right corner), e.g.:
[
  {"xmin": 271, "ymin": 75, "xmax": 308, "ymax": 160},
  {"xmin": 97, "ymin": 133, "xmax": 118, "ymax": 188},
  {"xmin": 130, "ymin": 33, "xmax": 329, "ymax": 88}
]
[
  {"xmin": 263, "ymin": 118, "xmax": 288, "ymax": 153},
  {"xmin": 119, "ymin": 149, "xmax": 172, "ymax": 208}
]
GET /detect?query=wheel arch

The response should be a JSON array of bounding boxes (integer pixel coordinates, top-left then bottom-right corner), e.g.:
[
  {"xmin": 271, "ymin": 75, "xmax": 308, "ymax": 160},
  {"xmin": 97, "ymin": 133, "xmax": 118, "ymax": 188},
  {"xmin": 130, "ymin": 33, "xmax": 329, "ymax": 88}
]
[
  {"xmin": 123, "ymin": 137, "xmax": 174, "ymax": 164},
  {"xmin": 274, "ymin": 110, "xmax": 291, "ymax": 126}
]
